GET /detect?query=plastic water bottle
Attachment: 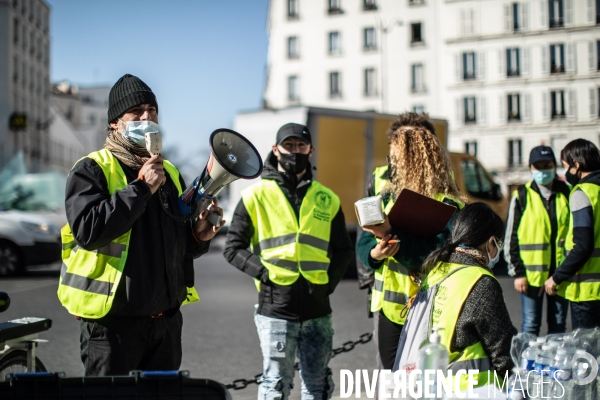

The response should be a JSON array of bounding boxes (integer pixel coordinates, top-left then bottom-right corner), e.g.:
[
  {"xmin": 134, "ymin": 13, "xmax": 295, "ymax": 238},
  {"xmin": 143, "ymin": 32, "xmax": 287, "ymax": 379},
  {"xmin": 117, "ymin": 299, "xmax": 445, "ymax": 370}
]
[
  {"xmin": 506, "ymin": 368, "xmax": 526, "ymax": 399},
  {"xmin": 534, "ymin": 344, "xmax": 552, "ymax": 377},
  {"xmin": 418, "ymin": 327, "xmax": 449, "ymax": 399},
  {"xmin": 521, "ymin": 340, "xmax": 539, "ymax": 372},
  {"xmin": 572, "ymin": 351, "xmax": 594, "ymax": 400},
  {"xmin": 550, "ymin": 348, "xmax": 571, "ymax": 382}
]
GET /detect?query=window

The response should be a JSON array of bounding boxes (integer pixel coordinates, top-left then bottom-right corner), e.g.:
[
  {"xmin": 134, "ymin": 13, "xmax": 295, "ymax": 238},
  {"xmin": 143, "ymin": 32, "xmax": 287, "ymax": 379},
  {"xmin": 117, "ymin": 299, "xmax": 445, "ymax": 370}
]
[
  {"xmin": 506, "ymin": 48, "xmax": 520, "ymax": 77},
  {"xmin": 328, "ymin": 0, "xmax": 342, "ymax": 13},
  {"xmin": 508, "ymin": 139, "xmax": 523, "ymax": 167},
  {"xmin": 411, "ymin": 23, "xmax": 423, "ymax": 44},
  {"xmin": 413, "ymin": 105, "xmax": 425, "ymax": 113},
  {"xmin": 597, "ymin": 41, "xmax": 600, "ymax": 70},
  {"xmin": 461, "ymin": 159, "xmax": 497, "ymax": 199},
  {"xmin": 465, "ymin": 141, "xmax": 478, "ymax": 157},
  {"xmin": 364, "ymin": 68, "xmax": 377, "ymax": 96},
  {"xmin": 328, "ymin": 31, "xmax": 341, "ymax": 54},
  {"xmin": 549, "ymin": 0, "xmax": 564, "ymax": 28},
  {"xmin": 364, "ymin": 27, "xmax": 376, "ymax": 51},
  {"xmin": 597, "ymin": 0, "xmax": 600, "ymax": 24},
  {"xmin": 363, "ymin": 0, "xmax": 377, "ymax": 11},
  {"xmin": 551, "ymin": 90, "xmax": 565, "ymax": 118},
  {"xmin": 288, "ymin": 75, "xmax": 299, "ymax": 101},
  {"xmin": 550, "ymin": 44, "xmax": 565, "ymax": 74},
  {"xmin": 13, "ymin": 19, "xmax": 18, "ymax": 44},
  {"xmin": 287, "ymin": 36, "xmax": 299, "ymax": 59},
  {"xmin": 330, "ymin": 72, "xmax": 341, "ymax": 97},
  {"xmin": 512, "ymin": 3, "xmax": 520, "ymax": 31},
  {"xmin": 288, "ymin": 0, "xmax": 299, "ymax": 18},
  {"xmin": 508, "ymin": 93, "xmax": 521, "ymax": 121},
  {"xmin": 409, "ymin": 0, "xmax": 426, "ymax": 5},
  {"xmin": 30, "ymin": 31, "xmax": 35, "ymax": 55},
  {"xmin": 13, "ymin": 57, "xmax": 18, "ymax": 83},
  {"xmin": 411, "ymin": 63, "xmax": 425, "ymax": 92},
  {"xmin": 463, "ymin": 52, "xmax": 476, "ymax": 80},
  {"xmin": 464, "ymin": 97, "xmax": 476, "ymax": 123},
  {"xmin": 22, "ymin": 25, "xmax": 27, "ymax": 50}
]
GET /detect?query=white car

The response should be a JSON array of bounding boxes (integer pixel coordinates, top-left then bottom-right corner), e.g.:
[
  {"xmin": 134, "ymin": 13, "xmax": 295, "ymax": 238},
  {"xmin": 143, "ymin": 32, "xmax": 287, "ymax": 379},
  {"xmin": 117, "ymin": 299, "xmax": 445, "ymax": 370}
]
[{"xmin": 0, "ymin": 211, "xmax": 61, "ymax": 277}]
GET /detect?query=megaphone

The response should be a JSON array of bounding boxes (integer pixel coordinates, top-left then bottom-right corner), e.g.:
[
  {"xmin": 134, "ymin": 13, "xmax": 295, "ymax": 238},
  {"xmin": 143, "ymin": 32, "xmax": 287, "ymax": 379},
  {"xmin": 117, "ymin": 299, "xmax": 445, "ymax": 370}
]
[{"xmin": 178, "ymin": 129, "xmax": 263, "ymax": 225}]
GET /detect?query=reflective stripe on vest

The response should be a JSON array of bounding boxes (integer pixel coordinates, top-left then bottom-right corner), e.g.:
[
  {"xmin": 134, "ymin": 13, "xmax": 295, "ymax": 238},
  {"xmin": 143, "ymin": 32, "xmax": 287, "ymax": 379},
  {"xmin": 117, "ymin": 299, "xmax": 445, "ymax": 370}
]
[
  {"xmin": 515, "ymin": 183, "xmax": 569, "ymax": 286},
  {"xmin": 57, "ymin": 149, "xmax": 197, "ymax": 318},
  {"xmin": 559, "ymin": 183, "xmax": 600, "ymax": 302},
  {"xmin": 426, "ymin": 263, "xmax": 496, "ymax": 391},
  {"xmin": 242, "ymin": 179, "xmax": 340, "ymax": 286}
]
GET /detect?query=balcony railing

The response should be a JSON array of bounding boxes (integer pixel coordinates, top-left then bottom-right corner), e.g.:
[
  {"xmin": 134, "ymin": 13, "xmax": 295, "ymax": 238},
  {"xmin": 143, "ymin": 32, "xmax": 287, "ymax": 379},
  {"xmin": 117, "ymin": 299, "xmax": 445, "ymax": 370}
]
[
  {"xmin": 549, "ymin": 18, "xmax": 564, "ymax": 28},
  {"xmin": 507, "ymin": 68, "xmax": 521, "ymax": 77},
  {"xmin": 550, "ymin": 64, "xmax": 565, "ymax": 74}
]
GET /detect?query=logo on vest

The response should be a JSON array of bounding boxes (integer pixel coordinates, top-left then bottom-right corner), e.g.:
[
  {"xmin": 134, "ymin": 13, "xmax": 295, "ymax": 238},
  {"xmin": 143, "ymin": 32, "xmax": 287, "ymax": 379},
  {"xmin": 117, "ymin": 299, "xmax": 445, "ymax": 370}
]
[{"xmin": 313, "ymin": 191, "xmax": 332, "ymax": 221}]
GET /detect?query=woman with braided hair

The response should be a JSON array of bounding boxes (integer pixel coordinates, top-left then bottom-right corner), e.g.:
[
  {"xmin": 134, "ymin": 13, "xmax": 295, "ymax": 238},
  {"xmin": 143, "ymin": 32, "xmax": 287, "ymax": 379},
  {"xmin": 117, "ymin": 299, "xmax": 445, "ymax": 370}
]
[{"xmin": 356, "ymin": 119, "xmax": 465, "ymax": 370}]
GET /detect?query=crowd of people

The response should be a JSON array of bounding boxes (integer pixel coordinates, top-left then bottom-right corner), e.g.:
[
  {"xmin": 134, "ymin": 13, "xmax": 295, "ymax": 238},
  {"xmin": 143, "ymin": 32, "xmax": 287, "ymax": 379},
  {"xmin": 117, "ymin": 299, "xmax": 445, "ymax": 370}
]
[{"xmin": 57, "ymin": 73, "xmax": 600, "ymax": 399}]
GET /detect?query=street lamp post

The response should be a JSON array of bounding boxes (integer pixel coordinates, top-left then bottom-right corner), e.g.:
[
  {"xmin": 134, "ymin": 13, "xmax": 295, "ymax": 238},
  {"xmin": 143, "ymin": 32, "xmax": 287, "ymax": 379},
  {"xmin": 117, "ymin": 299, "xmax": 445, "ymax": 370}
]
[{"xmin": 378, "ymin": 17, "xmax": 403, "ymax": 114}]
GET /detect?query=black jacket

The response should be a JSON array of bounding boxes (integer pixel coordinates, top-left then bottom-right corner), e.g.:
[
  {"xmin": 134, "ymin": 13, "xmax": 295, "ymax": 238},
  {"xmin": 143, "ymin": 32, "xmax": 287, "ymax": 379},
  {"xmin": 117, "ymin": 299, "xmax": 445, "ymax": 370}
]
[
  {"xmin": 506, "ymin": 179, "xmax": 571, "ymax": 280},
  {"xmin": 223, "ymin": 152, "xmax": 353, "ymax": 321},
  {"xmin": 65, "ymin": 155, "xmax": 210, "ymax": 317}
]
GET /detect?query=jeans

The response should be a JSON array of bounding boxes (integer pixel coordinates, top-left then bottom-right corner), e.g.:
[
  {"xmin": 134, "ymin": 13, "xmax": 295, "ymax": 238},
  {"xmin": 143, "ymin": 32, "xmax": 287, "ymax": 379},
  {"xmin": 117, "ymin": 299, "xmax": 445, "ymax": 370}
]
[
  {"xmin": 80, "ymin": 311, "xmax": 183, "ymax": 376},
  {"xmin": 520, "ymin": 285, "xmax": 568, "ymax": 335},
  {"xmin": 571, "ymin": 300, "xmax": 600, "ymax": 330},
  {"xmin": 255, "ymin": 313, "xmax": 334, "ymax": 400}
]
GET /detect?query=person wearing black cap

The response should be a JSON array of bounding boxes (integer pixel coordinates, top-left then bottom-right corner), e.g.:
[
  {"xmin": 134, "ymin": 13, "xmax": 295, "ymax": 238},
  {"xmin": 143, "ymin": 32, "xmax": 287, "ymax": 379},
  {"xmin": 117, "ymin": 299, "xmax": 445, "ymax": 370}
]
[
  {"xmin": 504, "ymin": 145, "xmax": 570, "ymax": 335},
  {"xmin": 223, "ymin": 123, "xmax": 353, "ymax": 400},
  {"xmin": 58, "ymin": 74, "xmax": 223, "ymax": 376}
]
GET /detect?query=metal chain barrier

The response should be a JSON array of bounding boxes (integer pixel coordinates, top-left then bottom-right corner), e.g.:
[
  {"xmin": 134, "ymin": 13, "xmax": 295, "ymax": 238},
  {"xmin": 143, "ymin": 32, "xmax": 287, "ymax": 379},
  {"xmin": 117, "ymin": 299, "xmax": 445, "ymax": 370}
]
[{"xmin": 223, "ymin": 332, "xmax": 373, "ymax": 390}]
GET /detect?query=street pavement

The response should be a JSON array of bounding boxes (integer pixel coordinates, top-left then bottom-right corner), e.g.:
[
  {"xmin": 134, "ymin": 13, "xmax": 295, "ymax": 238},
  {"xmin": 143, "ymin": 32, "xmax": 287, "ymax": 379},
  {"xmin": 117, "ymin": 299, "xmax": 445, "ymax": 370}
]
[{"xmin": 0, "ymin": 237, "xmax": 571, "ymax": 400}]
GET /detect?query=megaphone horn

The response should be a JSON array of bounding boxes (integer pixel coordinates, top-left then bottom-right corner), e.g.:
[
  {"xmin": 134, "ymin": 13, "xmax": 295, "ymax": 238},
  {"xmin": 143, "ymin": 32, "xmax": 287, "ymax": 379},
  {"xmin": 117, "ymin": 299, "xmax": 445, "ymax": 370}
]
[{"xmin": 178, "ymin": 129, "xmax": 263, "ymax": 225}]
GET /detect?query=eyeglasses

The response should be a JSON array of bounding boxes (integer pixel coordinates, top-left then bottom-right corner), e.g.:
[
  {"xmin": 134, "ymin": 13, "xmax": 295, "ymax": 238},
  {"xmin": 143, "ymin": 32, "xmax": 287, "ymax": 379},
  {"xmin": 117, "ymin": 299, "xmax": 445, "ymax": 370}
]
[{"xmin": 494, "ymin": 237, "xmax": 504, "ymax": 252}]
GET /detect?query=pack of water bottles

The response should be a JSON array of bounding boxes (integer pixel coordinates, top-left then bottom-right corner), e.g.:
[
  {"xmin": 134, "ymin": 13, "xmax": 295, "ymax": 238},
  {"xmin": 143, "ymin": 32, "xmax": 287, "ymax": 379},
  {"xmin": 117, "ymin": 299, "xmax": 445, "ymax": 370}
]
[{"xmin": 507, "ymin": 328, "xmax": 600, "ymax": 399}]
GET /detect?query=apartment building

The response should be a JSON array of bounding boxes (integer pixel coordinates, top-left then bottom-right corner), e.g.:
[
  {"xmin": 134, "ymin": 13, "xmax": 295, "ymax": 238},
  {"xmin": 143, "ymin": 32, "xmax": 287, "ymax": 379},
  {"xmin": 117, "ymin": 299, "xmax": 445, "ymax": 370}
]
[
  {"xmin": 263, "ymin": 0, "xmax": 600, "ymax": 185},
  {"xmin": 0, "ymin": 0, "xmax": 51, "ymax": 172}
]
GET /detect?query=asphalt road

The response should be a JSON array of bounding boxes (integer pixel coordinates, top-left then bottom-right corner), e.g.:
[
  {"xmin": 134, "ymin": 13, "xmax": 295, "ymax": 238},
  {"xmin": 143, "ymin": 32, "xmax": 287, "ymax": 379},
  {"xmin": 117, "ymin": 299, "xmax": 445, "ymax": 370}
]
[{"xmin": 0, "ymin": 238, "xmax": 571, "ymax": 400}]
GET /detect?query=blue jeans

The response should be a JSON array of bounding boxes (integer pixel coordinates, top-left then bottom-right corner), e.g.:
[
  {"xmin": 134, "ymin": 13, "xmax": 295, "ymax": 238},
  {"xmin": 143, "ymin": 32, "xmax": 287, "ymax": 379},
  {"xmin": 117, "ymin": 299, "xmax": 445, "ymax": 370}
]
[
  {"xmin": 571, "ymin": 300, "xmax": 600, "ymax": 330},
  {"xmin": 521, "ymin": 285, "xmax": 568, "ymax": 335},
  {"xmin": 255, "ymin": 313, "xmax": 334, "ymax": 400}
]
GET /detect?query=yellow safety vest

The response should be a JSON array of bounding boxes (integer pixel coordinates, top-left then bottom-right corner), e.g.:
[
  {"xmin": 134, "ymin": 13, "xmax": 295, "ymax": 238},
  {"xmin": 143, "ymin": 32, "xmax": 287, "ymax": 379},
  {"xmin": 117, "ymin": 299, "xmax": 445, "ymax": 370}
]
[
  {"xmin": 514, "ymin": 182, "xmax": 570, "ymax": 286},
  {"xmin": 559, "ymin": 182, "xmax": 600, "ymax": 302},
  {"xmin": 58, "ymin": 149, "xmax": 199, "ymax": 318},
  {"xmin": 426, "ymin": 262, "xmax": 497, "ymax": 391},
  {"xmin": 241, "ymin": 179, "xmax": 340, "ymax": 286}
]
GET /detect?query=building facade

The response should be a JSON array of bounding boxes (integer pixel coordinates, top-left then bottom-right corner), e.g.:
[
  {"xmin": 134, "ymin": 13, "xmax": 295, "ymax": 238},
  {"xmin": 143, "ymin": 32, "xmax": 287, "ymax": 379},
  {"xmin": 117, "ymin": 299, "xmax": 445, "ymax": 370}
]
[
  {"xmin": 263, "ymin": 0, "xmax": 600, "ymax": 187},
  {"xmin": 0, "ymin": 0, "xmax": 50, "ymax": 172}
]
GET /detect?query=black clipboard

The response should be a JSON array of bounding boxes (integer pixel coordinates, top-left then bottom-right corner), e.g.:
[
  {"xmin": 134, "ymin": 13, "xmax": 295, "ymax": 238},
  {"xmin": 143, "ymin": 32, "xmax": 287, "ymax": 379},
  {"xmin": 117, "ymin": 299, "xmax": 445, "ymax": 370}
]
[{"xmin": 387, "ymin": 189, "xmax": 457, "ymax": 238}]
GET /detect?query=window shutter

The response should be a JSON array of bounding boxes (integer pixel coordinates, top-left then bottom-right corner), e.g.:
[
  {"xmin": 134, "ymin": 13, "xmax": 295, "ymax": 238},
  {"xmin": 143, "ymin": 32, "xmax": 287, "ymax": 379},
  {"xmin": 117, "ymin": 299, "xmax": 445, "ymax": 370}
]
[
  {"xmin": 542, "ymin": 91, "xmax": 549, "ymax": 121},
  {"xmin": 469, "ymin": 9, "xmax": 475, "ymax": 36},
  {"xmin": 565, "ymin": 0, "xmax": 573, "ymax": 27},
  {"xmin": 521, "ymin": 2, "xmax": 529, "ymax": 31},
  {"xmin": 499, "ymin": 94, "xmax": 505, "ymax": 123},
  {"xmin": 541, "ymin": 46, "xmax": 549, "ymax": 75},
  {"xmin": 540, "ymin": 0, "xmax": 548, "ymax": 29},
  {"xmin": 478, "ymin": 97, "xmax": 487, "ymax": 125},
  {"xmin": 523, "ymin": 93, "xmax": 532, "ymax": 122},
  {"xmin": 522, "ymin": 47, "xmax": 530, "ymax": 76},
  {"xmin": 504, "ymin": 3, "xmax": 512, "ymax": 32},
  {"xmin": 589, "ymin": 41, "xmax": 597, "ymax": 71},
  {"xmin": 477, "ymin": 51, "xmax": 486, "ymax": 80},
  {"xmin": 568, "ymin": 89, "xmax": 577, "ymax": 120},
  {"xmin": 455, "ymin": 54, "xmax": 461, "ymax": 82},
  {"xmin": 455, "ymin": 98, "xmax": 463, "ymax": 126},
  {"xmin": 566, "ymin": 43, "xmax": 576, "ymax": 73},
  {"xmin": 588, "ymin": 0, "xmax": 596, "ymax": 24},
  {"xmin": 498, "ymin": 49, "xmax": 505, "ymax": 77},
  {"xmin": 590, "ymin": 88, "xmax": 598, "ymax": 119},
  {"xmin": 460, "ymin": 8, "xmax": 466, "ymax": 37}
]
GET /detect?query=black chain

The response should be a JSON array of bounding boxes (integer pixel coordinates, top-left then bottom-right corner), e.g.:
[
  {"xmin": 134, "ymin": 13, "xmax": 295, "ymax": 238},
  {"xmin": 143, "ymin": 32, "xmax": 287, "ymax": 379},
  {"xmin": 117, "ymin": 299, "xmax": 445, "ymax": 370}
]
[{"xmin": 223, "ymin": 332, "xmax": 373, "ymax": 390}]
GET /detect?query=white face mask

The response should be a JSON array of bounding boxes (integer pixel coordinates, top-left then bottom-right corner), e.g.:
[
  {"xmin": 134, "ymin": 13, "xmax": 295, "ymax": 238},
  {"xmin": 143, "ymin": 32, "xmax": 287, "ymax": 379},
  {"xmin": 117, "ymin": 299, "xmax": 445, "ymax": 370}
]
[
  {"xmin": 487, "ymin": 237, "xmax": 501, "ymax": 269},
  {"xmin": 119, "ymin": 120, "xmax": 161, "ymax": 147}
]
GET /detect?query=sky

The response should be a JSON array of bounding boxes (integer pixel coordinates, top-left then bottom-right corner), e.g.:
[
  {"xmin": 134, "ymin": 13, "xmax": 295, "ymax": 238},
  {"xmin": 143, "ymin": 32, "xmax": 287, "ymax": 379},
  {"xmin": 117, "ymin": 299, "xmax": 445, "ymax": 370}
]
[{"xmin": 46, "ymin": 0, "xmax": 269, "ymax": 178}]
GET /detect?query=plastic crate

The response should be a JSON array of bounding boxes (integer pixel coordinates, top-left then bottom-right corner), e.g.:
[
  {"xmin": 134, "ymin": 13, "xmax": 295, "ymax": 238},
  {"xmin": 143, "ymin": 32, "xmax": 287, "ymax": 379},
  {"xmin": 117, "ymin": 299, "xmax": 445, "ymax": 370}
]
[{"xmin": 0, "ymin": 370, "xmax": 232, "ymax": 400}]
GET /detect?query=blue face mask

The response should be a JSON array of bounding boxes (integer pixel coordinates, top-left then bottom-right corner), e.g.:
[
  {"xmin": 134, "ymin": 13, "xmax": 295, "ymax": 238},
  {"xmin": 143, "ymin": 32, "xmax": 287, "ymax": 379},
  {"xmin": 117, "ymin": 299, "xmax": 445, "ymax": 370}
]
[
  {"xmin": 119, "ymin": 120, "xmax": 161, "ymax": 147},
  {"xmin": 531, "ymin": 169, "xmax": 555, "ymax": 186},
  {"xmin": 487, "ymin": 237, "xmax": 501, "ymax": 269}
]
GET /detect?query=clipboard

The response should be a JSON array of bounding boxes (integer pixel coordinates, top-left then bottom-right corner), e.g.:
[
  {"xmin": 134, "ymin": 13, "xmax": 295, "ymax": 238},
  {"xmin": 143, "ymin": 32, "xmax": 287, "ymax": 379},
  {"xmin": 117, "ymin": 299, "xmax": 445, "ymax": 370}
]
[{"xmin": 387, "ymin": 189, "xmax": 457, "ymax": 238}]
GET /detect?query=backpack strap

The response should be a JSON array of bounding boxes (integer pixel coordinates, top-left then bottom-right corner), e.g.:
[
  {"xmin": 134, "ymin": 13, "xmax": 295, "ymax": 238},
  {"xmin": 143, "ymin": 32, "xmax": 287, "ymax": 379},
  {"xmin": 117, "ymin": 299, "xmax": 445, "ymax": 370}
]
[{"xmin": 517, "ymin": 185, "xmax": 528, "ymax": 214}]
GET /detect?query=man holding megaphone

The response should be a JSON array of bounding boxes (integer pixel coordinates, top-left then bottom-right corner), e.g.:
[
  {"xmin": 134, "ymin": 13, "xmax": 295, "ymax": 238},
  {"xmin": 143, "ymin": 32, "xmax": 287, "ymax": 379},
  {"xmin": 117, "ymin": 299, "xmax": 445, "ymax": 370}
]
[
  {"xmin": 224, "ymin": 123, "xmax": 353, "ymax": 400},
  {"xmin": 58, "ymin": 74, "xmax": 223, "ymax": 376}
]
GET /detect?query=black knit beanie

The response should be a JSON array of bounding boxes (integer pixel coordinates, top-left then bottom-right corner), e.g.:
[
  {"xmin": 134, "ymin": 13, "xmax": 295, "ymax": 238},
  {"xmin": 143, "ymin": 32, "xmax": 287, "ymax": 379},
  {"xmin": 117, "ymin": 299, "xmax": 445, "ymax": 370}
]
[{"xmin": 107, "ymin": 74, "xmax": 158, "ymax": 123}]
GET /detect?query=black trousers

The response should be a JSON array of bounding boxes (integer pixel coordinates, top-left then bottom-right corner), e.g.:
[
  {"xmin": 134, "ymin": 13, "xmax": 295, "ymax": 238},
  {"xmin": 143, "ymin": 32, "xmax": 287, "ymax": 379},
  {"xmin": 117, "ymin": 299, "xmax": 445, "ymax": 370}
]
[
  {"xmin": 377, "ymin": 310, "xmax": 404, "ymax": 370},
  {"xmin": 80, "ymin": 310, "xmax": 183, "ymax": 376},
  {"xmin": 571, "ymin": 300, "xmax": 600, "ymax": 330}
]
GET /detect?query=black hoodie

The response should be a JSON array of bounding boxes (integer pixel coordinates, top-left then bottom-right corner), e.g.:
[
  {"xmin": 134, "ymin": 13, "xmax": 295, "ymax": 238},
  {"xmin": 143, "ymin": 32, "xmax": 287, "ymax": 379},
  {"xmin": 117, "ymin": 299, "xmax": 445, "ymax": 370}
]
[{"xmin": 223, "ymin": 151, "xmax": 353, "ymax": 321}]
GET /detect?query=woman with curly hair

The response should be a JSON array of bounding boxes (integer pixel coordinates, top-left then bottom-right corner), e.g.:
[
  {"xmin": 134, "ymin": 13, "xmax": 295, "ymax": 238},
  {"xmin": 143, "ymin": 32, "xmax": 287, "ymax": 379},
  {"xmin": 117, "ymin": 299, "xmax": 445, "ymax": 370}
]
[{"xmin": 356, "ymin": 118, "xmax": 465, "ymax": 369}]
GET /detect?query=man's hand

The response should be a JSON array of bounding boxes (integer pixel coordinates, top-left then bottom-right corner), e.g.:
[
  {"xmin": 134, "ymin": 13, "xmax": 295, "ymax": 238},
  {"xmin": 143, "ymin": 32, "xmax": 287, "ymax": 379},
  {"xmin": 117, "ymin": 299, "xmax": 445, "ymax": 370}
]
[
  {"xmin": 138, "ymin": 154, "xmax": 166, "ymax": 194},
  {"xmin": 193, "ymin": 198, "xmax": 225, "ymax": 242},
  {"xmin": 370, "ymin": 234, "xmax": 400, "ymax": 261},
  {"xmin": 514, "ymin": 277, "xmax": 529, "ymax": 294},
  {"xmin": 544, "ymin": 276, "xmax": 558, "ymax": 296},
  {"xmin": 362, "ymin": 215, "xmax": 393, "ymax": 239}
]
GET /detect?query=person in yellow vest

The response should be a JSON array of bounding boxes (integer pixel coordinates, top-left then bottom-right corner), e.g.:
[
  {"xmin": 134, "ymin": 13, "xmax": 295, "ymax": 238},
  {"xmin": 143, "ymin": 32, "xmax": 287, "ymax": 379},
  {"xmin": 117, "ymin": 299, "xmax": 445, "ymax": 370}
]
[
  {"xmin": 223, "ymin": 123, "xmax": 353, "ymax": 400},
  {"xmin": 395, "ymin": 202, "xmax": 516, "ymax": 389},
  {"xmin": 544, "ymin": 139, "xmax": 600, "ymax": 329},
  {"xmin": 504, "ymin": 145, "xmax": 570, "ymax": 335},
  {"xmin": 356, "ymin": 118, "xmax": 465, "ymax": 370},
  {"xmin": 58, "ymin": 74, "xmax": 223, "ymax": 376}
]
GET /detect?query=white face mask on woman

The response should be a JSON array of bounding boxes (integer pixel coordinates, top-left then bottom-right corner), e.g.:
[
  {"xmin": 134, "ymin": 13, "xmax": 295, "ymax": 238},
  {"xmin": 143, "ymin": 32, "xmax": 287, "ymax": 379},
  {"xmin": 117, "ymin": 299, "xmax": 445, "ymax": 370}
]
[{"xmin": 487, "ymin": 237, "xmax": 502, "ymax": 269}]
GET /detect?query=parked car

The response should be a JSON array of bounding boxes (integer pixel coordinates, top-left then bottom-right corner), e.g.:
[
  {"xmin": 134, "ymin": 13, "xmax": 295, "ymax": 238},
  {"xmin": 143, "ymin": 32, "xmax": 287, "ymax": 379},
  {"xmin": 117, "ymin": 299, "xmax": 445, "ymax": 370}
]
[{"xmin": 0, "ymin": 211, "xmax": 61, "ymax": 277}]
